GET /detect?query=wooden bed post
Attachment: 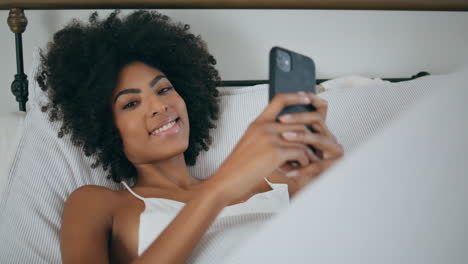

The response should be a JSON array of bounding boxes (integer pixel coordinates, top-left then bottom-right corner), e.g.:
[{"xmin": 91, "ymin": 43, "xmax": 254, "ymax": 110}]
[{"xmin": 7, "ymin": 8, "xmax": 28, "ymax": 112}]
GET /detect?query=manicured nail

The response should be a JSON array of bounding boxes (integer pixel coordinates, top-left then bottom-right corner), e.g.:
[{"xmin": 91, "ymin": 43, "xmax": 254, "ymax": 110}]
[
  {"xmin": 282, "ymin": 131, "xmax": 297, "ymax": 140},
  {"xmin": 286, "ymin": 170, "xmax": 299, "ymax": 177},
  {"xmin": 279, "ymin": 114, "xmax": 293, "ymax": 122},
  {"xmin": 298, "ymin": 91, "xmax": 310, "ymax": 103}
]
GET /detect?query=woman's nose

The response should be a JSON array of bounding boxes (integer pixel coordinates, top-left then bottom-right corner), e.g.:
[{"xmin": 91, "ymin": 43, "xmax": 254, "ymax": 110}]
[{"xmin": 151, "ymin": 104, "xmax": 168, "ymax": 117}]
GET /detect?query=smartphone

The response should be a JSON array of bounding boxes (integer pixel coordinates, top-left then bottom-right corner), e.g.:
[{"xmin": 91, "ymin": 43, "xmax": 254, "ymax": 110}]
[{"xmin": 269, "ymin": 46, "xmax": 317, "ymax": 166}]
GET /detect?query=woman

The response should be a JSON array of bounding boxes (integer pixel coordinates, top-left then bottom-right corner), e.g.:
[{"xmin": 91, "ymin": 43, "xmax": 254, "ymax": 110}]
[{"xmin": 37, "ymin": 10, "xmax": 343, "ymax": 264}]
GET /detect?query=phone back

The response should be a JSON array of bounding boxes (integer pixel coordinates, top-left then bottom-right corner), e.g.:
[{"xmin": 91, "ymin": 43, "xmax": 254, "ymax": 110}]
[{"xmin": 269, "ymin": 46, "xmax": 316, "ymax": 119}]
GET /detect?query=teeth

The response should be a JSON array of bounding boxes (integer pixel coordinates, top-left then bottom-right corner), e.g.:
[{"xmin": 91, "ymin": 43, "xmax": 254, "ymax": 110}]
[{"xmin": 152, "ymin": 120, "xmax": 176, "ymax": 135}]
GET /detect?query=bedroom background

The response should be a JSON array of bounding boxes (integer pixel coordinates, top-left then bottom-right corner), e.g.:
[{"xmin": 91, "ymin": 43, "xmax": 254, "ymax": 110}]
[{"xmin": 1, "ymin": 9, "xmax": 468, "ymax": 114}]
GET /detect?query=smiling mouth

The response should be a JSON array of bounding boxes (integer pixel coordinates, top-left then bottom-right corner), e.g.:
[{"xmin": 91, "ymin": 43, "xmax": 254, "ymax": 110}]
[{"xmin": 149, "ymin": 117, "xmax": 181, "ymax": 136}]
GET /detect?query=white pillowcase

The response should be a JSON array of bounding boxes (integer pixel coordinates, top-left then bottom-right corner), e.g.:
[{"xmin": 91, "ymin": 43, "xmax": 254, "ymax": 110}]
[
  {"xmin": 0, "ymin": 47, "xmax": 439, "ymax": 263},
  {"xmin": 0, "ymin": 112, "xmax": 26, "ymax": 199},
  {"xmin": 193, "ymin": 73, "xmax": 440, "ymax": 179}
]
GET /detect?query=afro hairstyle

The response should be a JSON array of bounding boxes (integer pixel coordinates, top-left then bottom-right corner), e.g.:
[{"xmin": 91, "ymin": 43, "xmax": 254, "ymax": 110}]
[{"xmin": 36, "ymin": 10, "xmax": 221, "ymax": 183}]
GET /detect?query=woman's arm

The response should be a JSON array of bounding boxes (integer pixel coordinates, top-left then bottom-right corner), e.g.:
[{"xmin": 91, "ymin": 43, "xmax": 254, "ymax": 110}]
[
  {"xmin": 61, "ymin": 181, "xmax": 230, "ymax": 264},
  {"xmin": 61, "ymin": 186, "xmax": 114, "ymax": 264}
]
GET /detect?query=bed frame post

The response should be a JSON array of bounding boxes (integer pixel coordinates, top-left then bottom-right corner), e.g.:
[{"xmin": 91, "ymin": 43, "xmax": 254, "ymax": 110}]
[{"xmin": 7, "ymin": 8, "xmax": 28, "ymax": 112}]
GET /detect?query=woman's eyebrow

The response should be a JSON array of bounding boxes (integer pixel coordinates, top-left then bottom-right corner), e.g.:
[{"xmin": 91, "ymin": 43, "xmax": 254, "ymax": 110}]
[
  {"xmin": 113, "ymin": 88, "xmax": 140, "ymax": 104},
  {"xmin": 149, "ymin": 75, "xmax": 167, "ymax": 88},
  {"xmin": 113, "ymin": 75, "xmax": 167, "ymax": 104}
]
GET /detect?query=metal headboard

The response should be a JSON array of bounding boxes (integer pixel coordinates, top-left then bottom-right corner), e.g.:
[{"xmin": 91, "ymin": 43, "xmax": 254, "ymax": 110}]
[{"xmin": 2, "ymin": 0, "xmax": 468, "ymax": 111}]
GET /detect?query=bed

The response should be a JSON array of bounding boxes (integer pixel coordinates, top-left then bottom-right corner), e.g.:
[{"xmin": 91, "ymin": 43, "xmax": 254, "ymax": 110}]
[{"xmin": 1, "ymin": 1, "xmax": 468, "ymax": 263}]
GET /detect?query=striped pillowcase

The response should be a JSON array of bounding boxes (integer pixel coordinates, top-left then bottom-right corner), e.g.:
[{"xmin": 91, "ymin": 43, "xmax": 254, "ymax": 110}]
[{"xmin": 193, "ymin": 75, "xmax": 439, "ymax": 179}]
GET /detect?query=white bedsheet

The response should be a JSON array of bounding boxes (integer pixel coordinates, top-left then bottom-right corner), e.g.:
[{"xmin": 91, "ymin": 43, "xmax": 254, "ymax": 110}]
[{"xmin": 226, "ymin": 67, "xmax": 468, "ymax": 264}]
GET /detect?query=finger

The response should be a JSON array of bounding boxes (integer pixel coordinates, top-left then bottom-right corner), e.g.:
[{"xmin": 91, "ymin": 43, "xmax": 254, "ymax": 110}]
[
  {"xmin": 278, "ymin": 163, "xmax": 295, "ymax": 174},
  {"xmin": 265, "ymin": 121, "xmax": 316, "ymax": 134},
  {"xmin": 274, "ymin": 120, "xmax": 339, "ymax": 149},
  {"xmin": 309, "ymin": 122, "xmax": 337, "ymax": 145},
  {"xmin": 304, "ymin": 92, "xmax": 329, "ymax": 120},
  {"xmin": 282, "ymin": 131, "xmax": 343, "ymax": 159},
  {"xmin": 278, "ymin": 112, "xmax": 332, "ymax": 137},
  {"xmin": 277, "ymin": 129, "xmax": 320, "ymax": 161},
  {"xmin": 275, "ymin": 133, "xmax": 320, "ymax": 161},
  {"xmin": 276, "ymin": 164, "xmax": 299, "ymax": 178},
  {"xmin": 286, "ymin": 159, "xmax": 337, "ymax": 186},
  {"xmin": 256, "ymin": 92, "xmax": 312, "ymax": 123},
  {"xmin": 280, "ymin": 146, "xmax": 311, "ymax": 168},
  {"xmin": 310, "ymin": 123, "xmax": 332, "ymax": 138},
  {"xmin": 310, "ymin": 123, "xmax": 339, "ymax": 144}
]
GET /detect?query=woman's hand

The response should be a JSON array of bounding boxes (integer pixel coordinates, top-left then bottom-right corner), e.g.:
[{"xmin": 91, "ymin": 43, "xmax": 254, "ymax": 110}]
[
  {"xmin": 276, "ymin": 91, "xmax": 344, "ymax": 190},
  {"xmin": 207, "ymin": 91, "xmax": 320, "ymax": 205}
]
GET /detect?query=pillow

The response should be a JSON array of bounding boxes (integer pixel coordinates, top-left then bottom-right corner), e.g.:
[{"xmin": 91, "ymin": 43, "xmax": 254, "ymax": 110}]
[
  {"xmin": 0, "ymin": 49, "xmax": 118, "ymax": 263},
  {"xmin": 318, "ymin": 74, "xmax": 438, "ymax": 154},
  {"xmin": 316, "ymin": 75, "xmax": 390, "ymax": 93},
  {"xmin": 0, "ymin": 46, "xmax": 440, "ymax": 263},
  {"xmin": 193, "ymin": 72, "xmax": 440, "ymax": 177},
  {"xmin": 0, "ymin": 112, "xmax": 26, "ymax": 200}
]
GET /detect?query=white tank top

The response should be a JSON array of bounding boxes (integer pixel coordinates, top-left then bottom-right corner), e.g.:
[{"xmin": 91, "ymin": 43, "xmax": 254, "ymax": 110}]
[{"xmin": 121, "ymin": 177, "xmax": 290, "ymax": 263}]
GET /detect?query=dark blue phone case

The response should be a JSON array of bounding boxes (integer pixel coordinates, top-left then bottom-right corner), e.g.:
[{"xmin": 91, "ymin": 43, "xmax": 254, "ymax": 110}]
[{"xmin": 269, "ymin": 46, "xmax": 318, "ymax": 163}]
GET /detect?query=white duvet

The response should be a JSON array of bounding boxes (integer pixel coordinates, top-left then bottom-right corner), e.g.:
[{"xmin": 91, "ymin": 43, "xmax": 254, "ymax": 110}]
[{"xmin": 226, "ymin": 67, "xmax": 468, "ymax": 264}]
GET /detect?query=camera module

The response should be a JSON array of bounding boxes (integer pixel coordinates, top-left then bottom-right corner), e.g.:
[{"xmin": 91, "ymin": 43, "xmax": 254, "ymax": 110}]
[{"xmin": 276, "ymin": 49, "xmax": 291, "ymax": 72}]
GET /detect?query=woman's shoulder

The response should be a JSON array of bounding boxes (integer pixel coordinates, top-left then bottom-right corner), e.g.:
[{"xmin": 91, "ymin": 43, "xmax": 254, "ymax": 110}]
[
  {"xmin": 64, "ymin": 185, "xmax": 121, "ymax": 222},
  {"xmin": 61, "ymin": 185, "xmax": 121, "ymax": 263},
  {"xmin": 67, "ymin": 185, "xmax": 119, "ymax": 202}
]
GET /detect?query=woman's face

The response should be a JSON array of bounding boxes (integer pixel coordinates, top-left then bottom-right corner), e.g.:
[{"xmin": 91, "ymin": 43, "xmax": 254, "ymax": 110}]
[{"xmin": 111, "ymin": 61, "xmax": 190, "ymax": 164}]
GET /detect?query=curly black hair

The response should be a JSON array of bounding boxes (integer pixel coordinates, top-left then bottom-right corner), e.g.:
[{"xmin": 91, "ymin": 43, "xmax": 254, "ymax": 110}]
[{"xmin": 36, "ymin": 10, "xmax": 221, "ymax": 183}]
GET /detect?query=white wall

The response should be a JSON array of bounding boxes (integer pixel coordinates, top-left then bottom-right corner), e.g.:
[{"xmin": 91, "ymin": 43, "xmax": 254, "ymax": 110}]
[{"xmin": 0, "ymin": 9, "xmax": 467, "ymax": 113}]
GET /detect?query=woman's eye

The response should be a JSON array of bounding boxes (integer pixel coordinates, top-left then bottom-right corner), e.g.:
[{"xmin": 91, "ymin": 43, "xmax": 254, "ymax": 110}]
[
  {"xmin": 123, "ymin": 101, "xmax": 138, "ymax": 110},
  {"xmin": 159, "ymin": 86, "xmax": 173, "ymax": 94}
]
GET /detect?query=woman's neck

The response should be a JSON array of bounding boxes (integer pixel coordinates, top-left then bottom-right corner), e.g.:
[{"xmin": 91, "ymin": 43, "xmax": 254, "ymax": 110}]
[{"xmin": 132, "ymin": 155, "xmax": 202, "ymax": 191}]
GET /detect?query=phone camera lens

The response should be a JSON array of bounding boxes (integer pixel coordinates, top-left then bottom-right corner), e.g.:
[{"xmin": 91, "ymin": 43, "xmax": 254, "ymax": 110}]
[{"xmin": 276, "ymin": 50, "xmax": 291, "ymax": 72}]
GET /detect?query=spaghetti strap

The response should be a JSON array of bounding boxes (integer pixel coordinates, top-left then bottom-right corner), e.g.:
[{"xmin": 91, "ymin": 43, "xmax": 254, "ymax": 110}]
[
  {"xmin": 263, "ymin": 177, "xmax": 276, "ymax": 189},
  {"xmin": 121, "ymin": 181, "xmax": 146, "ymax": 201}
]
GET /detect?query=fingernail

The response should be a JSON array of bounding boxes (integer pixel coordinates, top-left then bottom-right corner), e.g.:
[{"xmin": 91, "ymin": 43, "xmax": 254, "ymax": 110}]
[
  {"xmin": 282, "ymin": 131, "xmax": 297, "ymax": 140},
  {"xmin": 279, "ymin": 114, "xmax": 292, "ymax": 122},
  {"xmin": 297, "ymin": 92, "xmax": 310, "ymax": 103},
  {"xmin": 286, "ymin": 170, "xmax": 299, "ymax": 177}
]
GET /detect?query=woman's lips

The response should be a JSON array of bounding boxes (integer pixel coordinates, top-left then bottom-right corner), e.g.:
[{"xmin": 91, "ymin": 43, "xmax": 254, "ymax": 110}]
[{"xmin": 150, "ymin": 118, "xmax": 181, "ymax": 136}]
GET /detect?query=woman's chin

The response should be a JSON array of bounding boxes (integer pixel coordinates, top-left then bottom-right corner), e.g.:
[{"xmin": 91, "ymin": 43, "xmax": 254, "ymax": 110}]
[{"xmin": 148, "ymin": 132, "xmax": 189, "ymax": 154}]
